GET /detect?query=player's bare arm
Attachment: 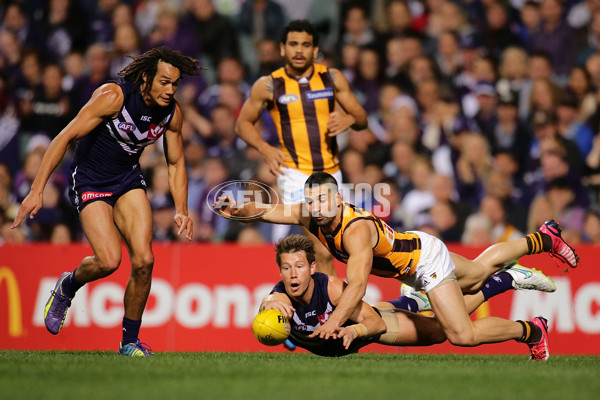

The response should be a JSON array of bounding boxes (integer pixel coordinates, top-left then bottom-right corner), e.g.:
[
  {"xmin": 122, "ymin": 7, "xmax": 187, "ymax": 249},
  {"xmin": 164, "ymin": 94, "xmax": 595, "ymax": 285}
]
[
  {"xmin": 236, "ymin": 76, "xmax": 287, "ymax": 176},
  {"xmin": 260, "ymin": 292, "xmax": 295, "ymax": 318},
  {"xmin": 327, "ymin": 68, "xmax": 368, "ymax": 136},
  {"xmin": 309, "ymin": 221, "xmax": 374, "ymax": 339},
  {"xmin": 164, "ymin": 102, "xmax": 193, "ymax": 240},
  {"xmin": 11, "ymin": 83, "xmax": 124, "ymax": 229},
  {"xmin": 212, "ymin": 196, "xmax": 310, "ymax": 226},
  {"xmin": 326, "ymin": 275, "xmax": 387, "ymax": 349}
]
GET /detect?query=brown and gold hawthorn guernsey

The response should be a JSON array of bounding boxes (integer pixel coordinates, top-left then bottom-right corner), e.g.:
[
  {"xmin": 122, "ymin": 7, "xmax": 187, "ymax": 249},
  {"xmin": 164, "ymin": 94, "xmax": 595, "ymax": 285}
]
[
  {"xmin": 268, "ymin": 64, "xmax": 339, "ymax": 175},
  {"xmin": 308, "ymin": 201, "xmax": 422, "ymax": 281}
]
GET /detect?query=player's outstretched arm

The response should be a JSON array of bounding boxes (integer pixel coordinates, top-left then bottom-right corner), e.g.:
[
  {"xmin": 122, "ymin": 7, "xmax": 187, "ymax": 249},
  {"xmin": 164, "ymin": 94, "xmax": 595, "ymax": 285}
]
[
  {"xmin": 326, "ymin": 276, "xmax": 387, "ymax": 349},
  {"xmin": 236, "ymin": 76, "xmax": 287, "ymax": 176},
  {"xmin": 212, "ymin": 196, "xmax": 308, "ymax": 226},
  {"xmin": 327, "ymin": 68, "xmax": 368, "ymax": 136},
  {"xmin": 259, "ymin": 292, "xmax": 295, "ymax": 319},
  {"xmin": 11, "ymin": 83, "xmax": 123, "ymax": 229},
  {"xmin": 164, "ymin": 103, "xmax": 193, "ymax": 241},
  {"xmin": 309, "ymin": 222, "xmax": 373, "ymax": 339}
]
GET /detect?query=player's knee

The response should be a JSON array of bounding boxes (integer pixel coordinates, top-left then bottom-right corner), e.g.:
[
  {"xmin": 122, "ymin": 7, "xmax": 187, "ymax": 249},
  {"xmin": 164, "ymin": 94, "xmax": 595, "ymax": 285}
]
[
  {"xmin": 131, "ymin": 253, "xmax": 154, "ymax": 280},
  {"xmin": 96, "ymin": 252, "xmax": 121, "ymax": 275},
  {"xmin": 445, "ymin": 330, "xmax": 477, "ymax": 346}
]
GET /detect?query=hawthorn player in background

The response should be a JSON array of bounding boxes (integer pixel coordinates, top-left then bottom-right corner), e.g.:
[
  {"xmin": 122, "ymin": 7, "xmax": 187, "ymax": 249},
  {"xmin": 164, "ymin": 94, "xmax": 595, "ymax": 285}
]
[
  {"xmin": 235, "ymin": 20, "xmax": 368, "ymax": 277},
  {"xmin": 12, "ymin": 47, "xmax": 204, "ymax": 356}
]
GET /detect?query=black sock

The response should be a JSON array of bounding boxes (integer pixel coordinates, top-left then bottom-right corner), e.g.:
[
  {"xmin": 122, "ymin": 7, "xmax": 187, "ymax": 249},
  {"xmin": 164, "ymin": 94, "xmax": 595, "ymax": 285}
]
[
  {"xmin": 480, "ymin": 272, "xmax": 514, "ymax": 301},
  {"xmin": 61, "ymin": 268, "xmax": 84, "ymax": 298},
  {"xmin": 386, "ymin": 296, "xmax": 419, "ymax": 312},
  {"xmin": 525, "ymin": 232, "xmax": 546, "ymax": 254},
  {"xmin": 122, "ymin": 318, "xmax": 142, "ymax": 345},
  {"xmin": 516, "ymin": 320, "xmax": 542, "ymax": 343}
]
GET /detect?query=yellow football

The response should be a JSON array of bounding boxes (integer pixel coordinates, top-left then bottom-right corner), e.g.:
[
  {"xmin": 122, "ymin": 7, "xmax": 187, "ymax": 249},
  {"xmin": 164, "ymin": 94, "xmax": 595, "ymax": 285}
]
[{"xmin": 252, "ymin": 309, "xmax": 291, "ymax": 346}]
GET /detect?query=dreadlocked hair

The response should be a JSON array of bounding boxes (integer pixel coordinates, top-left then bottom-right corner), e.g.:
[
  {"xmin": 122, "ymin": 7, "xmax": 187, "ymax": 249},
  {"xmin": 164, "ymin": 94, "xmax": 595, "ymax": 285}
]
[{"xmin": 118, "ymin": 46, "xmax": 206, "ymax": 96}]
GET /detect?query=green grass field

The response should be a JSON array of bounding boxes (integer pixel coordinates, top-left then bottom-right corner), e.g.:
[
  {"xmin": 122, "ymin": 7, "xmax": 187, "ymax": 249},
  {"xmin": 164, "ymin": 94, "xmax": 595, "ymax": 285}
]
[{"xmin": 1, "ymin": 351, "xmax": 598, "ymax": 400}]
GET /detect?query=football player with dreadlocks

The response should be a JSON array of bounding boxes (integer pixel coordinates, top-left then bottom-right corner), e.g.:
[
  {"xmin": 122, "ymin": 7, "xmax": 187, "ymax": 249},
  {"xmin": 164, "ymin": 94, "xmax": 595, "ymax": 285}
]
[{"xmin": 12, "ymin": 46, "xmax": 206, "ymax": 356}]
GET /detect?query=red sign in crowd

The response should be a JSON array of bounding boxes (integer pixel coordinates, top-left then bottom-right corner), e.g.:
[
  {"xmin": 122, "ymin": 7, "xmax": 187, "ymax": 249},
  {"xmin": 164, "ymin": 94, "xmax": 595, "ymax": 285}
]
[{"xmin": 1, "ymin": 243, "xmax": 598, "ymax": 355}]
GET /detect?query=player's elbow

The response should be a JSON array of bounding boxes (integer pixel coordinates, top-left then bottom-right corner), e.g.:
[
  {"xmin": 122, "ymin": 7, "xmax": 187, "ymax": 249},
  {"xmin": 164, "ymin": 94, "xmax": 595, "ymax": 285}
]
[
  {"xmin": 234, "ymin": 119, "xmax": 249, "ymax": 137},
  {"xmin": 373, "ymin": 317, "xmax": 387, "ymax": 336}
]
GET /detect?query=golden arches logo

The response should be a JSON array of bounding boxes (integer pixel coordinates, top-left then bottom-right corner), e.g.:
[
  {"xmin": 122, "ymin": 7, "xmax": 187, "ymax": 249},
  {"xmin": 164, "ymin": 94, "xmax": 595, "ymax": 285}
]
[{"xmin": 0, "ymin": 267, "xmax": 23, "ymax": 337}]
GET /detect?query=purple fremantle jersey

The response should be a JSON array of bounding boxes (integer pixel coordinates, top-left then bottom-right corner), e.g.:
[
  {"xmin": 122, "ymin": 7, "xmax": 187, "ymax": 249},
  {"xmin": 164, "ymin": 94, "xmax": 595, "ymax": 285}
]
[
  {"xmin": 71, "ymin": 78, "xmax": 176, "ymax": 179},
  {"xmin": 271, "ymin": 272, "xmax": 378, "ymax": 356}
]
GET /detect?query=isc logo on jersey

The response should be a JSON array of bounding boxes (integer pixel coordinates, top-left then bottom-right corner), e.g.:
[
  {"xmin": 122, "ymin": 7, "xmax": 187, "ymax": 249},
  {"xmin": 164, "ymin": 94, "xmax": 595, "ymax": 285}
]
[{"xmin": 118, "ymin": 122, "xmax": 136, "ymax": 133}]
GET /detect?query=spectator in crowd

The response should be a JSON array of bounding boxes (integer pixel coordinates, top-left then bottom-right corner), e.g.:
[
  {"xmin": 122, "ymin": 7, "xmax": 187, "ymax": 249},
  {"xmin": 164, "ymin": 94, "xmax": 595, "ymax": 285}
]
[
  {"xmin": 479, "ymin": 194, "xmax": 524, "ymax": 243},
  {"xmin": 455, "ymin": 133, "xmax": 493, "ymax": 208},
  {"xmin": 482, "ymin": 1, "xmax": 521, "ymax": 59},
  {"xmin": 529, "ymin": 0, "xmax": 573, "ymax": 76},
  {"xmin": 545, "ymin": 177, "xmax": 586, "ymax": 236},
  {"xmin": 71, "ymin": 43, "xmax": 111, "ymax": 109},
  {"xmin": 0, "ymin": 30, "xmax": 23, "ymax": 80},
  {"xmin": 517, "ymin": 1, "xmax": 541, "ymax": 51},
  {"xmin": 87, "ymin": 0, "xmax": 120, "ymax": 45},
  {"xmin": 422, "ymin": 200, "xmax": 461, "ymax": 242},
  {"xmin": 185, "ymin": 0, "xmax": 240, "ymax": 69},
  {"xmin": 19, "ymin": 63, "xmax": 72, "ymax": 139},
  {"xmin": 461, "ymin": 212, "xmax": 493, "ymax": 246},
  {"xmin": 146, "ymin": 2, "xmax": 199, "ymax": 58},
  {"xmin": 383, "ymin": 139, "xmax": 418, "ymax": 198},
  {"xmin": 0, "ymin": 73, "xmax": 20, "ymax": 174},
  {"xmin": 110, "ymin": 23, "xmax": 142, "ymax": 79},
  {"xmin": 492, "ymin": 94, "xmax": 533, "ymax": 174},
  {"xmin": 339, "ymin": 2, "xmax": 376, "ymax": 48},
  {"xmin": 402, "ymin": 155, "xmax": 435, "ymax": 229},
  {"xmin": 236, "ymin": 0, "xmax": 287, "ymax": 43},
  {"xmin": 351, "ymin": 45, "xmax": 384, "ymax": 115},
  {"xmin": 485, "ymin": 169, "xmax": 529, "ymax": 233},
  {"xmin": 583, "ymin": 210, "xmax": 600, "ymax": 243},
  {"xmin": 32, "ymin": 0, "xmax": 87, "ymax": 62},
  {"xmin": 556, "ymin": 90, "xmax": 594, "ymax": 158},
  {"xmin": 565, "ymin": 65, "xmax": 597, "ymax": 122},
  {"xmin": 496, "ymin": 46, "xmax": 531, "ymax": 117}
]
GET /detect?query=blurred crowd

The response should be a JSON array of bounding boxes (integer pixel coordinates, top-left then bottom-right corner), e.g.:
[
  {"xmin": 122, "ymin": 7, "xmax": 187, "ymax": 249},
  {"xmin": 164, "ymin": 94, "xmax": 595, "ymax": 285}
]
[{"xmin": 2, "ymin": 0, "xmax": 600, "ymax": 247}]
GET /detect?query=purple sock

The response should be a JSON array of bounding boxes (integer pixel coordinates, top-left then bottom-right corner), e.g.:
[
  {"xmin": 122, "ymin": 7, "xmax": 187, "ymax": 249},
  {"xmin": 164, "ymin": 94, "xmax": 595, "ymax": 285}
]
[
  {"xmin": 61, "ymin": 268, "xmax": 84, "ymax": 298},
  {"xmin": 480, "ymin": 272, "xmax": 514, "ymax": 301},
  {"xmin": 122, "ymin": 318, "xmax": 142, "ymax": 345},
  {"xmin": 386, "ymin": 296, "xmax": 419, "ymax": 312}
]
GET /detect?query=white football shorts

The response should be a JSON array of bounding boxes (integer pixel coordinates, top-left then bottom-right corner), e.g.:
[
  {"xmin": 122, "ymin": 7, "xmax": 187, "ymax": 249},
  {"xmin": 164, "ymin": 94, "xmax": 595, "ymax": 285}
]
[
  {"xmin": 402, "ymin": 230, "xmax": 456, "ymax": 293},
  {"xmin": 277, "ymin": 167, "xmax": 342, "ymax": 205}
]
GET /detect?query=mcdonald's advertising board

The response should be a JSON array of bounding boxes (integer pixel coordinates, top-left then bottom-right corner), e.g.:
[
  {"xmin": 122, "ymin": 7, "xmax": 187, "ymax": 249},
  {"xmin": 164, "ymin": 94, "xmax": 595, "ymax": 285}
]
[{"xmin": 1, "ymin": 243, "xmax": 599, "ymax": 354}]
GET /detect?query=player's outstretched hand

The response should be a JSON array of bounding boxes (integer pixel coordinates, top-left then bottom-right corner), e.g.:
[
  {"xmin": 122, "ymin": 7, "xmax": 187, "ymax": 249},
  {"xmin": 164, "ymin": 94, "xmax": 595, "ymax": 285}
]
[
  {"xmin": 309, "ymin": 319, "xmax": 340, "ymax": 340},
  {"xmin": 336, "ymin": 326, "xmax": 358, "ymax": 349},
  {"xmin": 212, "ymin": 196, "xmax": 241, "ymax": 219},
  {"xmin": 261, "ymin": 300, "xmax": 296, "ymax": 319},
  {"xmin": 174, "ymin": 212, "xmax": 193, "ymax": 241},
  {"xmin": 11, "ymin": 191, "xmax": 43, "ymax": 229},
  {"xmin": 327, "ymin": 111, "xmax": 355, "ymax": 137},
  {"xmin": 260, "ymin": 144, "xmax": 287, "ymax": 176}
]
